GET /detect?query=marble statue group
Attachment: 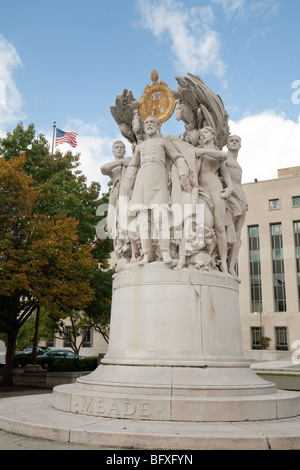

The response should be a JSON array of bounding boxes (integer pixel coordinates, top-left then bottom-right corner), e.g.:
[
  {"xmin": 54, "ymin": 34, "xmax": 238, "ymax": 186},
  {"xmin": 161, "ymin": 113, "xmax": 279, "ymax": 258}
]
[
  {"xmin": 52, "ymin": 72, "xmax": 299, "ymax": 427},
  {"xmin": 101, "ymin": 72, "xmax": 247, "ymax": 277}
]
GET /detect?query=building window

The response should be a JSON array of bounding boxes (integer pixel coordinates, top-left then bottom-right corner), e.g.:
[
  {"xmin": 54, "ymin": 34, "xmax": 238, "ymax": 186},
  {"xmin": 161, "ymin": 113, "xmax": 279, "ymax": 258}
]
[
  {"xmin": 64, "ymin": 326, "xmax": 71, "ymax": 347},
  {"xmin": 270, "ymin": 223, "xmax": 286, "ymax": 312},
  {"xmin": 82, "ymin": 327, "xmax": 92, "ymax": 347},
  {"xmin": 46, "ymin": 328, "xmax": 57, "ymax": 347},
  {"xmin": 251, "ymin": 327, "xmax": 262, "ymax": 350},
  {"xmin": 248, "ymin": 225, "xmax": 263, "ymax": 313},
  {"xmin": 275, "ymin": 327, "xmax": 288, "ymax": 351},
  {"xmin": 294, "ymin": 221, "xmax": 300, "ymax": 310},
  {"xmin": 292, "ymin": 196, "xmax": 300, "ymax": 207},
  {"xmin": 269, "ymin": 198, "xmax": 280, "ymax": 210},
  {"xmin": 46, "ymin": 338, "xmax": 54, "ymax": 348}
]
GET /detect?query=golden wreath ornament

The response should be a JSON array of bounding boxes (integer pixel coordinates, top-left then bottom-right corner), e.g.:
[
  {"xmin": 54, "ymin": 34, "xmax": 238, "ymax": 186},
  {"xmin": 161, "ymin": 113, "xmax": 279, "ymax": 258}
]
[{"xmin": 139, "ymin": 70, "xmax": 176, "ymax": 130}]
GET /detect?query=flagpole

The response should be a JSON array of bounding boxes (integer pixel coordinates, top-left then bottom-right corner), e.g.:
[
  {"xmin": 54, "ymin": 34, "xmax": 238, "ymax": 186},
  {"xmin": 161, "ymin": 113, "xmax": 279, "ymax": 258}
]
[{"xmin": 51, "ymin": 121, "xmax": 56, "ymax": 155}]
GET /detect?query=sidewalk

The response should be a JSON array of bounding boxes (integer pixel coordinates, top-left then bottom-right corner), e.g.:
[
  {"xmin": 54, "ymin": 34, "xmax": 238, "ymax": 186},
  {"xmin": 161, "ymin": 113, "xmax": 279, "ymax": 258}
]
[
  {"xmin": 1, "ymin": 360, "xmax": 300, "ymax": 450},
  {"xmin": 0, "ymin": 428, "xmax": 115, "ymax": 450},
  {"xmin": 0, "ymin": 386, "xmax": 121, "ymax": 450}
]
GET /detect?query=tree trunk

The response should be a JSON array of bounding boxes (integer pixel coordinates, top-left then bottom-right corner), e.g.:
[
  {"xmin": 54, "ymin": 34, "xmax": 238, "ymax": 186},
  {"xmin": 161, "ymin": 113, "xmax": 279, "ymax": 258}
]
[
  {"xmin": 31, "ymin": 305, "xmax": 40, "ymax": 365},
  {"xmin": 2, "ymin": 332, "xmax": 18, "ymax": 387}
]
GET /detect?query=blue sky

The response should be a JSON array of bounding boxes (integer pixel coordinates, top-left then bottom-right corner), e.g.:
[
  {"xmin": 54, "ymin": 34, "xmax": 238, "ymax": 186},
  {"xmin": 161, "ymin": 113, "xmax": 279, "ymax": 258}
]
[{"xmin": 1, "ymin": 0, "xmax": 300, "ymax": 190}]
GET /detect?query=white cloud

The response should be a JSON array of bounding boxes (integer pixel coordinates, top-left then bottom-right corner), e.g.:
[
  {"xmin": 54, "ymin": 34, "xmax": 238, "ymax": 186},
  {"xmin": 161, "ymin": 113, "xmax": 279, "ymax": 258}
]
[
  {"xmin": 228, "ymin": 111, "xmax": 300, "ymax": 183},
  {"xmin": 212, "ymin": 0, "xmax": 246, "ymax": 16},
  {"xmin": 212, "ymin": 0, "xmax": 280, "ymax": 17},
  {"xmin": 137, "ymin": 0, "xmax": 225, "ymax": 77},
  {"xmin": 137, "ymin": 0, "xmax": 281, "ymax": 80},
  {"xmin": 76, "ymin": 134, "xmax": 124, "ymax": 192},
  {"xmin": 249, "ymin": 0, "xmax": 281, "ymax": 17},
  {"xmin": 0, "ymin": 34, "xmax": 25, "ymax": 127}
]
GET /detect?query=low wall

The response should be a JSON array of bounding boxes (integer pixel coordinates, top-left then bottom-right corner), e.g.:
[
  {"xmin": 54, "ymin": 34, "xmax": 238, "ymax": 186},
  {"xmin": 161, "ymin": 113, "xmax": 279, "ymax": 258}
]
[
  {"xmin": 244, "ymin": 350, "xmax": 292, "ymax": 362},
  {"xmin": 11, "ymin": 369, "xmax": 91, "ymax": 389},
  {"xmin": 257, "ymin": 373, "xmax": 300, "ymax": 392},
  {"xmin": 46, "ymin": 371, "xmax": 91, "ymax": 388},
  {"xmin": 7, "ymin": 368, "xmax": 300, "ymax": 392}
]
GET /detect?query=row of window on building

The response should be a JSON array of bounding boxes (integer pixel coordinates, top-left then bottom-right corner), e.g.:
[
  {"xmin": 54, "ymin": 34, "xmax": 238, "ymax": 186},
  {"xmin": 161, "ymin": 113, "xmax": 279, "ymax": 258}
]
[
  {"xmin": 251, "ymin": 326, "xmax": 288, "ymax": 351},
  {"xmin": 47, "ymin": 326, "xmax": 92, "ymax": 348},
  {"xmin": 248, "ymin": 220, "xmax": 300, "ymax": 313},
  {"xmin": 269, "ymin": 195, "xmax": 300, "ymax": 210}
]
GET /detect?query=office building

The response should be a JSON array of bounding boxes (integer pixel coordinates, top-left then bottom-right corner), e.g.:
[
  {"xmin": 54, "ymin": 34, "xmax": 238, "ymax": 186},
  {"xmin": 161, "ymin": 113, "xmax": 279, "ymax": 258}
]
[{"xmin": 239, "ymin": 166, "xmax": 300, "ymax": 356}]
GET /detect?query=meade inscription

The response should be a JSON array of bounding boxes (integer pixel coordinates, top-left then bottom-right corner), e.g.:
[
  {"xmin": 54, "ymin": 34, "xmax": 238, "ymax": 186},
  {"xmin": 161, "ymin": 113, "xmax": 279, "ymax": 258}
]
[{"xmin": 71, "ymin": 395, "xmax": 169, "ymax": 420}]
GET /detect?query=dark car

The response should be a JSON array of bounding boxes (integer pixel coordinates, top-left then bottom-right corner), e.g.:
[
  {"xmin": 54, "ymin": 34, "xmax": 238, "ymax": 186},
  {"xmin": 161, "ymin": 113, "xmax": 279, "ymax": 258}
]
[
  {"xmin": 15, "ymin": 346, "xmax": 51, "ymax": 356},
  {"xmin": 38, "ymin": 349, "xmax": 83, "ymax": 359}
]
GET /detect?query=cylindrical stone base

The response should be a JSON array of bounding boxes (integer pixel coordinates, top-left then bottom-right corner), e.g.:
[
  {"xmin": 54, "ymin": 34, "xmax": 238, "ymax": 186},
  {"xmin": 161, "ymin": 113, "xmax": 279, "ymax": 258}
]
[
  {"xmin": 103, "ymin": 263, "xmax": 253, "ymax": 367},
  {"xmin": 53, "ymin": 263, "xmax": 300, "ymax": 422}
]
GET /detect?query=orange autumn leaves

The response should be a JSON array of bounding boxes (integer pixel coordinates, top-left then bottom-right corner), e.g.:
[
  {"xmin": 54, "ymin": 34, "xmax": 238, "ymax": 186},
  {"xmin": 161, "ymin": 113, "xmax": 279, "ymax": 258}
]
[{"xmin": 0, "ymin": 155, "xmax": 96, "ymax": 315}]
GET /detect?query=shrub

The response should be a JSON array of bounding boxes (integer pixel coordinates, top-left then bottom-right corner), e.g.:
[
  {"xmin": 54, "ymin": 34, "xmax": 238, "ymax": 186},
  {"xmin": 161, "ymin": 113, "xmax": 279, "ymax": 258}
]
[
  {"xmin": 260, "ymin": 336, "xmax": 272, "ymax": 350},
  {"xmin": 14, "ymin": 354, "xmax": 32, "ymax": 368},
  {"xmin": 14, "ymin": 355, "xmax": 98, "ymax": 372}
]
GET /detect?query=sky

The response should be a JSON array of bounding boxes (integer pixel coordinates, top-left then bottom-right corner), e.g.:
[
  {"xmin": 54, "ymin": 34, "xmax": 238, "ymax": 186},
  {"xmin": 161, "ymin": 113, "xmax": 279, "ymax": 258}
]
[{"xmin": 0, "ymin": 0, "xmax": 300, "ymax": 193}]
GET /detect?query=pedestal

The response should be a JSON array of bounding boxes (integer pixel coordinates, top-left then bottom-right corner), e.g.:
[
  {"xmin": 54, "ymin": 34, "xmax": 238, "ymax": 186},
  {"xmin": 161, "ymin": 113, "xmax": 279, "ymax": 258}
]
[{"xmin": 53, "ymin": 263, "xmax": 300, "ymax": 422}]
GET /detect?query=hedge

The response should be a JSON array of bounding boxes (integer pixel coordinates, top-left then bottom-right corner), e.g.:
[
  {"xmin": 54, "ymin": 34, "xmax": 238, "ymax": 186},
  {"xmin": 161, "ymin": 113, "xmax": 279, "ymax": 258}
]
[{"xmin": 14, "ymin": 354, "xmax": 98, "ymax": 372}]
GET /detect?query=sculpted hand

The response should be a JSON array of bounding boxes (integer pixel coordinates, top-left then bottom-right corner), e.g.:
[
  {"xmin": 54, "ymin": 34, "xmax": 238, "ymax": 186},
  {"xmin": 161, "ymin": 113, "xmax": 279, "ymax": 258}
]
[
  {"xmin": 221, "ymin": 186, "xmax": 233, "ymax": 199},
  {"xmin": 180, "ymin": 175, "xmax": 192, "ymax": 193},
  {"xmin": 122, "ymin": 159, "xmax": 130, "ymax": 167}
]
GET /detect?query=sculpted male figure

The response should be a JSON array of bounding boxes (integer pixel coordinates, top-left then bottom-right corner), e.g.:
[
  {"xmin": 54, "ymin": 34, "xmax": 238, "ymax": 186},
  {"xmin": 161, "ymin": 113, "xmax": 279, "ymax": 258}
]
[
  {"xmin": 196, "ymin": 126, "xmax": 233, "ymax": 274},
  {"xmin": 124, "ymin": 116, "xmax": 191, "ymax": 265},
  {"xmin": 225, "ymin": 135, "xmax": 248, "ymax": 276},
  {"xmin": 100, "ymin": 140, "xmax": 130, "ymax": 257}
]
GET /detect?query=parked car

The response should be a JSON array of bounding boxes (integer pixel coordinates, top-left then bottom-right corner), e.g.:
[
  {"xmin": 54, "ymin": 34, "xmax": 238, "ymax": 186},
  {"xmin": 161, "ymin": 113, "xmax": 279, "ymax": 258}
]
[
  {"xmin": 38, "ymin": 349, "xmax": 83, "ymax": 359},
  {"xmin": 15, "ymin": 346, "xmax": 51, "ymax": 356}
]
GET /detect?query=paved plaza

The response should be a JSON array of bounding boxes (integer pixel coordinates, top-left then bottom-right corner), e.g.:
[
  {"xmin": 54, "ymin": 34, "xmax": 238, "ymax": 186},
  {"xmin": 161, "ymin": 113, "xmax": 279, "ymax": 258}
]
[{"xmin": 1, "ymin": 361, "xmax": 300, "ymax": 451}]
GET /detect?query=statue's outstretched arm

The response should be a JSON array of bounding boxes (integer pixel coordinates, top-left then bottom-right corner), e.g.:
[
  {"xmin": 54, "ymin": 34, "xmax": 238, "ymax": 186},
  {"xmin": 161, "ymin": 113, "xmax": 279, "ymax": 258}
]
[
  {"xmin": 195, "ymin": 148, "xmax": 227, "ymax": 161},
  {"xmin": 101, "ymin": 159, "xmax": 129, "ymax": 176}
]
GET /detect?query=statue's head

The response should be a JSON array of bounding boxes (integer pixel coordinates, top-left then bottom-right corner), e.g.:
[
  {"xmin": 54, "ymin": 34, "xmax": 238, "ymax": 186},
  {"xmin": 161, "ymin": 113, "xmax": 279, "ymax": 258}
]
[
  {"xmin": 144, "ymin": 115, "xmax": 160, "ymax": 135},
  {"xmin": 112, "ymin": 140, "xmax": 126, "ymax": 159},
  {"xmin": 199, "ymin": 126, "xmax": 216, "ymax": 144},
  {"xmin": 184, "ymin": 129, "xmax": 199, "ymax": 147},
  {"xmin": 227, "ymin": 135, "xmax": 241, "ymax": 150}
]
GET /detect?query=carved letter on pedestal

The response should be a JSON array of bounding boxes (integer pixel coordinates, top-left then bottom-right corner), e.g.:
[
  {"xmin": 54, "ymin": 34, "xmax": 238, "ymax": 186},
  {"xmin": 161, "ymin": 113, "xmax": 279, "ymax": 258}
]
[{"xmin": 125, "ymin": 400, "xmax": 136, "ymax": 416}]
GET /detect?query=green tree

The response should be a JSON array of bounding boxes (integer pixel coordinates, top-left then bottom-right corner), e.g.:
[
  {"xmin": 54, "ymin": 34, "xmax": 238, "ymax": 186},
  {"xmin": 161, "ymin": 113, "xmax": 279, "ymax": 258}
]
[
  {"xmin": 0, "ymin": 123, "xmax": 113, "ymax": 283},
  {"xmin": 0, "ymin": 123, "xmax": 108, "ymax": 245},
  {"xmin": 0, "ymin": 123, "xmax": 114, "ymax": 385},
  {"xmin": 16, "ymin": 306, "xmax": 54, "ymax": 352},
  {"xmin": 0, "ymin": 155, "xmax": 96, "ymax": 385}
]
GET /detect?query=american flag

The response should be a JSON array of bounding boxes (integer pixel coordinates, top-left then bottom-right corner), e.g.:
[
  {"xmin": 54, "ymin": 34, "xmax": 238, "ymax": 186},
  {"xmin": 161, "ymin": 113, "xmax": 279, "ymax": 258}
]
[{"xmin": 55, "ymin": 128, "xmax": 78, "ymax": 148}]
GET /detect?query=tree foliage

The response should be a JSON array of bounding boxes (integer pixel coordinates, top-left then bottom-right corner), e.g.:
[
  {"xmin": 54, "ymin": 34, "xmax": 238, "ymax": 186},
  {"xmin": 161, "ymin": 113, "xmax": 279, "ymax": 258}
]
[
  {"xmin": 0, "ymin": 123, "xmax": 113, "ymax": 385},
  {"xmin": 0, "ymin": 155, "xmax": 97, "ymax": 384}
]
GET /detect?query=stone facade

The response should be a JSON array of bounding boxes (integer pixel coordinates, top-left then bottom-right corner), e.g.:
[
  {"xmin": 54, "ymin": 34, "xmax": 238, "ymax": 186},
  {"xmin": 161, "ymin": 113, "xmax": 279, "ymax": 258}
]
[{"xmin": 239, "ymin": 166, "xmax": 300, "ymax": 355}]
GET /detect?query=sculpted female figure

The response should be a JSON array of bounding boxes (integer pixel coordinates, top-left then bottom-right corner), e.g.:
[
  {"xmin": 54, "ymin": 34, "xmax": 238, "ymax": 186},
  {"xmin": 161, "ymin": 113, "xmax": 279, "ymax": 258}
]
[
  {"xmin": 225, "ymin": 135, "xmax": 248, "ymax": 276},
  {"xmin": 196, "ymin": 127, "xmax": 233, "ymax": 274}
]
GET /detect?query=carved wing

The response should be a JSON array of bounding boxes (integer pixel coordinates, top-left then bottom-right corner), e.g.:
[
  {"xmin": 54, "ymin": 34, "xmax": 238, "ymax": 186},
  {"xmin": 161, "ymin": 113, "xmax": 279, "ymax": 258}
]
[
  {"xmin": 173, "ymin": 74, "xmax": 229, "ymax": 149},
  {"xmin": 110, "ymin": 89, "xmax": 141, "ymax": 144}
]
